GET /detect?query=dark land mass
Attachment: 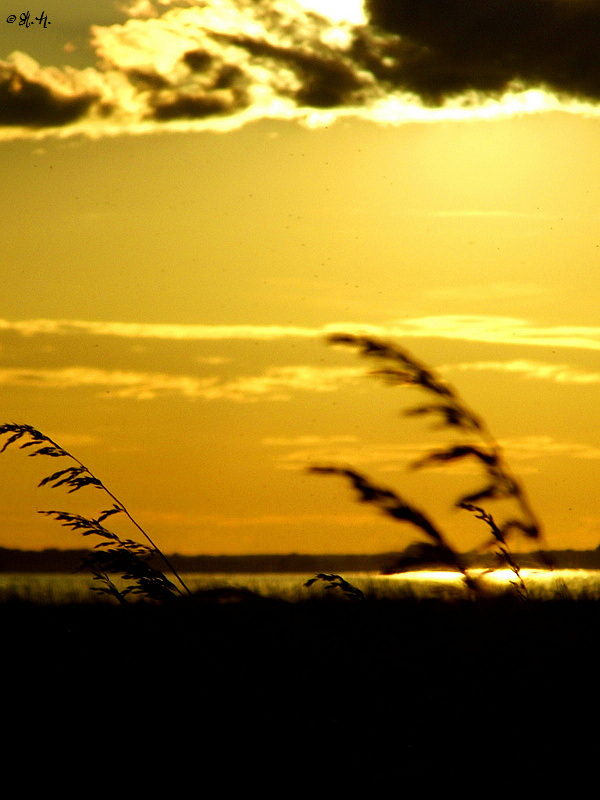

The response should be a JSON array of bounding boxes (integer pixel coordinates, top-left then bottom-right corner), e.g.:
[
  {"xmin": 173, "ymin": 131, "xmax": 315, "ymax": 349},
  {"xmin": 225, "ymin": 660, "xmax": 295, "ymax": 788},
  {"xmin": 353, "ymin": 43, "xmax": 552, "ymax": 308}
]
[
  {"xmin": 2, "ymin": 545, "xmax": 600, "ymax": 573},
  {"xmin": 3, "ymin": 541, "xmax": 599, "ymax": 782},
  {"xmin": 2, "ymin": 589, "xmax": 598, "ymax": 785}
]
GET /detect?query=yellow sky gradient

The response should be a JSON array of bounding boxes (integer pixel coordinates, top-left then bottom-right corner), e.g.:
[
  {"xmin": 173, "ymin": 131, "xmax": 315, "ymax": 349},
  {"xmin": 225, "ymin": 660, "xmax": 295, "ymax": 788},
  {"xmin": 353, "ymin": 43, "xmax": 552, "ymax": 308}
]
[{"xmin": 2, "ymin": 1, "xmax": 600, "ymax": 555}]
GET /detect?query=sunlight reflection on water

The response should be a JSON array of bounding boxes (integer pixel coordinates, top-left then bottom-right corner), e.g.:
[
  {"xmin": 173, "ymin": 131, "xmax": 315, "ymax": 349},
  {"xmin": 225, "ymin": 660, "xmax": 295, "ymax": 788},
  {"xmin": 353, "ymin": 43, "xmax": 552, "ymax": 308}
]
[
  {"xmin": 377, "ymin": 568, "xmax": 597, "ymax": 600},
  {"xmin": 187, "ymin": 569, "xmax": 600, "ymax": 601},
  {"xmin": 1, "ymin": 568, "xmax": 600, "ymax": 602}
]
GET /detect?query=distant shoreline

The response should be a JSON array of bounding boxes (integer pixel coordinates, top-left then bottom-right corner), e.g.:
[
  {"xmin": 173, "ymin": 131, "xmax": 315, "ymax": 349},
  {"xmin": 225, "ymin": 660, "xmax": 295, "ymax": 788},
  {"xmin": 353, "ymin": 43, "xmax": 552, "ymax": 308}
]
[{"xmin": 2, "ymin": 546, "xmax": 600, "ymax": 573}]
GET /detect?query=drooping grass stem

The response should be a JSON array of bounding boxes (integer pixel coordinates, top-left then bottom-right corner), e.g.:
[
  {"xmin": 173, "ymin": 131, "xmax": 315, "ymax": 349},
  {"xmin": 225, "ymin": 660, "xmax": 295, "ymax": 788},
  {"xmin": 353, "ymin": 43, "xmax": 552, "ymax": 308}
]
[
  {"xmin": 0, "ymin": 423, "xmax": 191, "ymax": 598},
  {"xmin": 72, "ymin": 457, "xmax": 192, "ymax": 597},
  {"xmin": 309, "ymin": 335, "xmax": 548, "ymax": 588}
]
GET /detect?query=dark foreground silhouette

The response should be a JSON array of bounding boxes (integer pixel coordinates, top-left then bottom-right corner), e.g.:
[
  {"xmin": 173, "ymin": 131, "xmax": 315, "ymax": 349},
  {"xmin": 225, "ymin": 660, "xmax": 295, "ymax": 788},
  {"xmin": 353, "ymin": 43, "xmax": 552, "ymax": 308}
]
[{"xmin": 3, "ymin": 593, "xmax": 599, "ymax": 786}]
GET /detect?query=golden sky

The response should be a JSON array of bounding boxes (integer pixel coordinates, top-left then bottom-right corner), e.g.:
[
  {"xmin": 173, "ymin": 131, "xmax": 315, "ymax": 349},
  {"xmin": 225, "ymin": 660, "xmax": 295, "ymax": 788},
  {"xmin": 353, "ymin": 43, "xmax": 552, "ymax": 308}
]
[{"xmin": 2, "ymin": 0, "xmax": 600, "ymax": 555}]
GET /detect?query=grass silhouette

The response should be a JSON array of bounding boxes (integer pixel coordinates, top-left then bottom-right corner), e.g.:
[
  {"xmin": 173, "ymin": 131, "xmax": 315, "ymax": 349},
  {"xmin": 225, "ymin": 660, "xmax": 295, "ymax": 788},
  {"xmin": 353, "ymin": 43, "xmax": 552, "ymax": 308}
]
[
  {"xmin": 304, "ymin": 572, "xmax": 366, "ymax": 600},
  {"xmin": 0, "ymin": 335, "xmax": 563, "ymax": 602},
  {"xmin": 308, "ymin": 333, "xmax": 547, "ymax": 596},
  {"xmin": 0, "ymin": 423, "xmax": 190, "ymax": 601}
]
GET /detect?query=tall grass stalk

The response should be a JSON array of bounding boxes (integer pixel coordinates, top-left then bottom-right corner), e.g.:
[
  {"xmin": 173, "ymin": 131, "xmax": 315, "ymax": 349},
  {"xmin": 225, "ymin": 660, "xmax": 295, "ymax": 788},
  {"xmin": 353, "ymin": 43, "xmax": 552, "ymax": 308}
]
[
  {"xmin": 459, "ymin": 502, "xmax": 529, "ymax": 599},
  {"xmin": 304, "ymin": 573, "xmax": 366, "ymax": 600},
  {"xmin": 0, "ymin": 423, "xmax": 191, "ymax": 601},
  {"xmin": 310, "ymin": 334, "xmax": 545, "ymax": 592}
]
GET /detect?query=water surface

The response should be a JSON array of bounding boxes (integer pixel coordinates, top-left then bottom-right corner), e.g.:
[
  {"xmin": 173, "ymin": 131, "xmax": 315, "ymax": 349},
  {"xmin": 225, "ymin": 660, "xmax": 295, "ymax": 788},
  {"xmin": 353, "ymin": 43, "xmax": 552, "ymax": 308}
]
[{"xmin": 1, "ymin": 568, "xmax": 599, "ymax": 603}]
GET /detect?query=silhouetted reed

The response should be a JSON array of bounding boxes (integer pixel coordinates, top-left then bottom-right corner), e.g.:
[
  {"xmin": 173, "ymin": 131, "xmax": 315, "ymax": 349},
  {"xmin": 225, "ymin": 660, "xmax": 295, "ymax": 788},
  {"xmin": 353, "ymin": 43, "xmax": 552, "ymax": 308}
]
[
  {"xmin": 304, "ymin": 572, "xmax": 365, "ymax": 600},
  {"xmin": 0, "ymin": 423, "xmax": 190, "ymax": 601},
  {"xmin": 309, "ymin": 334, "xmax": 545, "ymax": 595},
  {"xmin": 459, "ymin": 502, "xmax": 528, "ymax": 598},
  {"xmin": 0, "ymin": 335, "xmax": 560, "ymax": 604}
]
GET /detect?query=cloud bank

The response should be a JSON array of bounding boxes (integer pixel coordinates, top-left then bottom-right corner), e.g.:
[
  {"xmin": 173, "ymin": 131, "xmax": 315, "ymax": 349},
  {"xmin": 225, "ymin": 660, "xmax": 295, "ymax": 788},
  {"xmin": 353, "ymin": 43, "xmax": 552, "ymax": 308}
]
[
  {"xmin": 2, "ymin": 0, "xmax": 600, "ymax": 140},
  {"xmin": 3, "ymin": 315, "xmax": 600, "ymax": 402}
]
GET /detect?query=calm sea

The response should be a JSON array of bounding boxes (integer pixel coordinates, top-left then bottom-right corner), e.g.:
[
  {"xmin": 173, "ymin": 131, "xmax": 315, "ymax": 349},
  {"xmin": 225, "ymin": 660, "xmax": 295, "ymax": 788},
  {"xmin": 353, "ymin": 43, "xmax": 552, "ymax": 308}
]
[{"xmin": 1, "ymin": 568, "xmax": 600, "ymax": 603}]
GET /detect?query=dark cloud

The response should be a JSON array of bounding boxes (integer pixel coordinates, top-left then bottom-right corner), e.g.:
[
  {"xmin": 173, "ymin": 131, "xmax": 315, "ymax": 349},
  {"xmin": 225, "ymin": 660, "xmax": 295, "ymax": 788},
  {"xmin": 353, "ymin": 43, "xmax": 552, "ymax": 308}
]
[
  {"xmin": 149, "ymin": 59, "xmax": 250, "ymax": 119},
  {"xmin": 150, "ymin": 88, "xmax": 246, "ymax": 120},
  {"xmin": 364, "ymin": 0, "xmax": 600, "ymax": 103},
  {"xmin": 0, "ymin": 54, "xmax": 98, "ymax": 127},
  {"xmin": 211, "ymin": 33, "xmax": 370, "ymax": 108},
  {"xmin": 2, "ymin": 0, "xmax": 600, "ymax": 140}
]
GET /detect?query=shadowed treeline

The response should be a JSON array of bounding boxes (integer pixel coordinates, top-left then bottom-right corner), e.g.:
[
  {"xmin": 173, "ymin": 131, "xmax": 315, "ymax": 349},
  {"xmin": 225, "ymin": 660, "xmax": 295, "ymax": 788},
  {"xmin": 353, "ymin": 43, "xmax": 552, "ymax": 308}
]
[
  {"xmin": 0, "ymin": 547, "xmax": 398, "ymax": 573},
  {"xmin": 3, "ymin": 547, "xmax": 600, "ymax": 574}
]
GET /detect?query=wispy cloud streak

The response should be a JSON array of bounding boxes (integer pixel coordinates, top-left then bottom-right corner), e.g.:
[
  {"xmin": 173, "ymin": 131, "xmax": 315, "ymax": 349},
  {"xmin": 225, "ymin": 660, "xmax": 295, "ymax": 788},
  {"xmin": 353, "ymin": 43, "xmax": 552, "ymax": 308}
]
[
  {"xmin": 262, "ymin": 432, "xmax": 600, "ymax": 474},
  {"xmin": 449, "ymin": 359, "xmax": 600, "ymax": 385},
  {"xmin": 392, "ymin": 316, "xmax": 600, "ymax": 352},
  {"xmin": 0, "ymin": 364, "xmax": 362, "ymax": 401},
  {"xmin": 0, "ymin": 318, "xmax": 322, "ymax": 340},
  {"xmin": 265, "ymin": 439, "xmax": 444, "ymax": 472},
  {"xmin": 4, "ymin": 315, "xmax": 600, "ymax": 352},
  {"xmin": 499, "ymin": 435, "xmax": 600, "ymax": 462}
]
